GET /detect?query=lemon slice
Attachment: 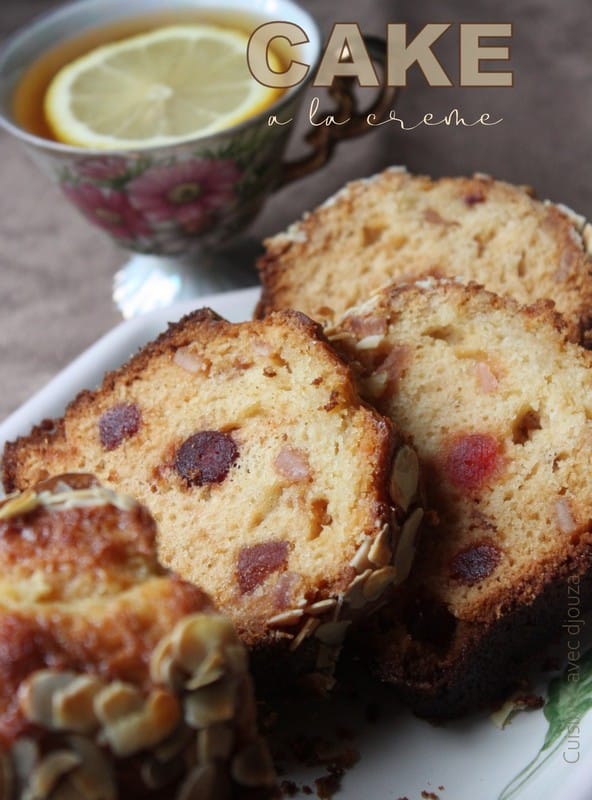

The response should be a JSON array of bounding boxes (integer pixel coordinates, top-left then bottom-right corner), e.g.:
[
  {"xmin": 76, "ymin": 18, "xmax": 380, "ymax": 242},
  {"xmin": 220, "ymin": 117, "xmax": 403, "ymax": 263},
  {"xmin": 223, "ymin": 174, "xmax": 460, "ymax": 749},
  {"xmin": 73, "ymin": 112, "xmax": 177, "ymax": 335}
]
[{"xmin": 44, "ymin": 24, "xmax": 283, "ymax": 149}]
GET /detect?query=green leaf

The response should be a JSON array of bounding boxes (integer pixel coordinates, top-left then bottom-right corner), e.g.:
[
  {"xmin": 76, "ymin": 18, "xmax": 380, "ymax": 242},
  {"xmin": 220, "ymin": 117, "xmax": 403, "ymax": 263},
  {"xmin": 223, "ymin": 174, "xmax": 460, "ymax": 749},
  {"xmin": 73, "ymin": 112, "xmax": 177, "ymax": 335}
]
[
  {"xmin": 543, "ymin": 647, "xmax": 592, "ymax": 748},
  {"xmin": 498, "ymin": 647, "xmax": 592, "ymax": 799}
]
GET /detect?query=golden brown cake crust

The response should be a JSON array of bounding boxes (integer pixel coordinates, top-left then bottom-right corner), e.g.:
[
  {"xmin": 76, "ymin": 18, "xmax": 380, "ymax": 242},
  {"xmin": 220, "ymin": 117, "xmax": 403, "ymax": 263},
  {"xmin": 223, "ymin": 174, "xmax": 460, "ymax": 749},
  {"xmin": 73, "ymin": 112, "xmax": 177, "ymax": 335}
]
[
  {"xmin": 2, "ymin": 309, "xmax": 423, "ymax": 691},
  {"xmin": 256, "ymin": 169, "xmax": 592, "ymax": 344},
  {"xmin": 330, "ymin": 278, "xmax": 592, "ymax": 715},
  {"xmin": 0, "ymin": 476, "xmax": 275, "ymax": 798}
]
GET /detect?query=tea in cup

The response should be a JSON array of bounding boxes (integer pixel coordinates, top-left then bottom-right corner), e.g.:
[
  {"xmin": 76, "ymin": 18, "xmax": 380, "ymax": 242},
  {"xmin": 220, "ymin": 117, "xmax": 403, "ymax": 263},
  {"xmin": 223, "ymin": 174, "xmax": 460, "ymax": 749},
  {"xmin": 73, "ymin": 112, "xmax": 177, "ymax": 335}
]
[{"xmin": 0, "ymin": 0, "xmax": 394, "ymax": 315}]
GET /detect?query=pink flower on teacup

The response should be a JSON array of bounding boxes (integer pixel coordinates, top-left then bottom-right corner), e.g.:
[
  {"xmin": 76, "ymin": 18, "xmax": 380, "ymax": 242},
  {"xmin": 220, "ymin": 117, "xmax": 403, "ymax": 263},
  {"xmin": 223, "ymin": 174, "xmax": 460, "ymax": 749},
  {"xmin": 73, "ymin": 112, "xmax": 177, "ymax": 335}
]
[
  {"xmin": 76, "ymin": 156, "xmax": 129, "ymax": 182},
  {"xmin": 63, "ymin": 183, "xmax": 151, "ymax": 239},
  {"xmin": 127, "ymin": 159, "xmax": 241, "ymax": 226}
]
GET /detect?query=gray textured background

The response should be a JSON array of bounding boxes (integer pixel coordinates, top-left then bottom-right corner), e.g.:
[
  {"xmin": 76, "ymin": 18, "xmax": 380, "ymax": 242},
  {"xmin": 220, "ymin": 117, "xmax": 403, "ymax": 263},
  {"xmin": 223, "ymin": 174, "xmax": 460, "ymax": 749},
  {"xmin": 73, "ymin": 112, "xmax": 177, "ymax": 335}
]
[{"xmin": 0, "ymin": 0, "xmax": 590, "ymax": 420}]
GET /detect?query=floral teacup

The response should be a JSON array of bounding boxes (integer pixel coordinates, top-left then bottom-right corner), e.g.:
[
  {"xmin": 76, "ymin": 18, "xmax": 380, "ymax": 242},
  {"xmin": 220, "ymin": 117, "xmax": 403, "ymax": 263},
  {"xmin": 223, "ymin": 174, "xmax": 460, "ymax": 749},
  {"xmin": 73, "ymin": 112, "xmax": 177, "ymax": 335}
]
[{"xmin": 0, "ymin": 0, "xmax": 395, "ymax": 316}]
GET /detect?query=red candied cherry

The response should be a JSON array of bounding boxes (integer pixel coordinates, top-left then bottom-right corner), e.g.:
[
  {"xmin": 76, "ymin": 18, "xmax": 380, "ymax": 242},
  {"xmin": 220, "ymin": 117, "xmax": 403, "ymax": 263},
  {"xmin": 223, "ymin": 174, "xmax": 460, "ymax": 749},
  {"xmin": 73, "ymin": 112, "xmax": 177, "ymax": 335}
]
[{"xmin": 444, "ymin": 433, "xmax": 502, "ymax": 491}]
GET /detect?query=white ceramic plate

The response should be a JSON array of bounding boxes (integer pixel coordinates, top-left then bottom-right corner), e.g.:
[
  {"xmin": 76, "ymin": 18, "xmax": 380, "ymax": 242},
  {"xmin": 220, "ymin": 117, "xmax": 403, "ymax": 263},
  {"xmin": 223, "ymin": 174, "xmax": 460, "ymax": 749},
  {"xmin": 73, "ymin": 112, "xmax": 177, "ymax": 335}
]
[{"xmin": 1, "ymin": 286, "xmax": 592, "ymax": 800}]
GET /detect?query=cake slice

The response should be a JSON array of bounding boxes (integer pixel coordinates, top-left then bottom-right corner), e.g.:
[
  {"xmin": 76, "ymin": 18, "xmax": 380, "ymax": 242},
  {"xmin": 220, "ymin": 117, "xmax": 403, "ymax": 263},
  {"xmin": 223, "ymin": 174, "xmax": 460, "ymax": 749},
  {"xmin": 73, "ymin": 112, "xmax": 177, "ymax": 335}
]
[
  {"xmin": 0, "ymin": 474, "xmax": 274, "ymax": 799},
  {"xmin": 329, "ymin": 279, "xmax": 592, "ymax": 716},
  {"xmin": 256, "ymin": 168, "xmax": 592, "ymax": 343},
  {"xmin": 2, "ymin": 309, "xmax": 422, "ymax": 690}
]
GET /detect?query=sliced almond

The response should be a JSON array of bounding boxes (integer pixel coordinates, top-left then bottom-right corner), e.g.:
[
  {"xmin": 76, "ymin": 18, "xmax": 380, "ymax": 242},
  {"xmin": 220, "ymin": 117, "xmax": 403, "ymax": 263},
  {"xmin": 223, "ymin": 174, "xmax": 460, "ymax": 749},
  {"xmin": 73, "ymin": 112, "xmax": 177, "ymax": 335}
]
[
  {"xmin": 394, "ymin": 508, "xmax": 424, "ymax": 584},
  {"xmin": 174, "ymin": 615, "xmax": 238, "ymax": 676},
  {"xmin": 315, "ymin": 620, "xmax": 351, "ymax": 646},
  {"xmin": 362, "ymin": 566, "xmax": 397, "ymax": 601},
  {"xmin": 150, "ymin": 643, "xmax": 184, "ymax": 691},
  {"xmin": 267, "ymin": 608, "xmax": 305, "ymax": 628},
  {"xmin": 184, "ymin": 650, "xmax": 226, "ymax": 692},
  {"xmin": 11, "ymin": 738, "xmax": 39, "ymax": 783},
  {"xmin": 306, "ymin": 598, "xmax": 338, "ymax": 616},
  {"xmin": 197, "ymin": 724, "xmax": 234, "ymax": 762},
  {"xmin": 53, "ymin": 675, "xmax": 103, "ymax": 733},
  {"xmin": 219, "ymin": 644, "xmax": 247, "ymax": 675},
  {"xmin": 151, "ymin": 613, "xmax": 242, "ymax": 694},
  {"xmin": 94, "ymin": 682, "xmax": 143, "ymax": 723},
  {"xmin": 362, "ymin": 370, "xmax": 388, "ymax": 398},
  {"xmin": 343, "ymin": 568, "xmax": 373, "ymax": 609},
  {"xmin": 368, "ymin": 524, "xmax": 392, "ymax": 568},
  {"xmin": 326, "ymin": 330, "xmax": 355, "ymax": 343},
  {"xmin": 389, "ymin": 445, "xmax": 419, "ymax": 512},
  {"xmin": 184, "ymin": 679, "xmax": 236, "ymax": 729},
  {"xmin": 349, "ymin": 536, "xmax": 373, "ymax": 573},
  {"xmin": 61, "ymin": 736, "xmax": 117, "ymax": 799},
  {"xmin": 354, "ymin": 334, "xmax": 384, "ymax": 350},
  {"xmin": 231, "ymin": 739, "xmax": 276, "ymax": 787},
  {"xmin": 98, "ymin": 689, "xmax": 181, "ymax": 757},
  {"xmin": 19, "ymin": 670, "xmax": 79, "ymax": 728},
  {"xmin": 24, "ymin": 751, "xmax": 81, "ymax": 800},
  {"xmin": 289, "ymin": 617, "xmax": 320, "ymax": 651},
  {"xmin": 0, "ymin": 489, "xmax": 39, "ymax": 520}
]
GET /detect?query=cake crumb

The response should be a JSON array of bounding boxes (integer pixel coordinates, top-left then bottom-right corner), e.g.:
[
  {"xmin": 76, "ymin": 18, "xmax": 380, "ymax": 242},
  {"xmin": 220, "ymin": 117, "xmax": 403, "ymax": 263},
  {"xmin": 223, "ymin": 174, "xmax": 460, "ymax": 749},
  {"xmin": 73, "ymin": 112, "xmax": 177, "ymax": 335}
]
[
  {"xmin": 279, "ymin": 779, "xmax": 299, "ymax": 796},
  {"xmin": 315, "ymin": 771, "xmax": 343, "ymax": 799},
  {"xmin": 275, "ymin": 728, "xmax": 359, "ymax": 799}
]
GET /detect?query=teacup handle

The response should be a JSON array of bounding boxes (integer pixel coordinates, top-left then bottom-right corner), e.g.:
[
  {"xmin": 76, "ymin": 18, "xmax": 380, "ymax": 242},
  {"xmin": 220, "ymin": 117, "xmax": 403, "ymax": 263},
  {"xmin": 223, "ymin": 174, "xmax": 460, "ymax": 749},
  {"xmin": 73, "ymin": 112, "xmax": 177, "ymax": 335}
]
[{"xmin": 279, "ymin": 35, "xmax": 397, "ymax": 187}]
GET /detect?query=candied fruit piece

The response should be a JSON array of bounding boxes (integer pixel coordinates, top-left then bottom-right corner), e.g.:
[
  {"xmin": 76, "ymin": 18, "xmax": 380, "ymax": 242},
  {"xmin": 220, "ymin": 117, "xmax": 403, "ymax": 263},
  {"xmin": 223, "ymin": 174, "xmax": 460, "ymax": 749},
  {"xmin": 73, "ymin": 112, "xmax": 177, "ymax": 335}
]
[
  {"xmin": 464, "ymin": 192, "xmax": 486, "ymax": 205},
  {"xmin": 237, "ymin": 540, "xmax": 289, "ymax": 594},
  {"xmin": 274, "ymin": 447, "xmax": 311, "ymax": 482},
  {"xmin": 449, "ymin": 541, "xmax": 501, "ymax": 585},
  {"xmin": 473, "ymin": 361, "xmax": 498, "ymax": 393},
  {"xmin": 174, "ymin": 431, "xmax": 238, "ymax": 487},
  {"xmin": 99, "ymin": 403, "xmax": 141, "ymax": 451}
]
